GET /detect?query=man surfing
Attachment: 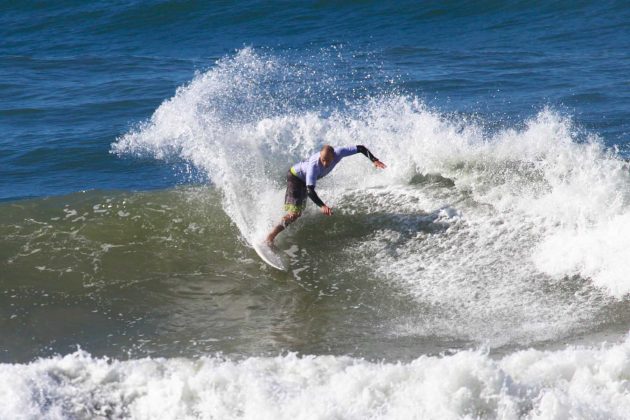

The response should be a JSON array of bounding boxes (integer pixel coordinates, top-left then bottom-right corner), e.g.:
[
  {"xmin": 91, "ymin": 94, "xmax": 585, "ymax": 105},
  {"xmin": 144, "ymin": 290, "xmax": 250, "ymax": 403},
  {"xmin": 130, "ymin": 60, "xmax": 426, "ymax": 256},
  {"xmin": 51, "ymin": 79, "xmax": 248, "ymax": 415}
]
[{"xmin": 266, "ymin": 144, "xmax": 386, "ymax": 245}]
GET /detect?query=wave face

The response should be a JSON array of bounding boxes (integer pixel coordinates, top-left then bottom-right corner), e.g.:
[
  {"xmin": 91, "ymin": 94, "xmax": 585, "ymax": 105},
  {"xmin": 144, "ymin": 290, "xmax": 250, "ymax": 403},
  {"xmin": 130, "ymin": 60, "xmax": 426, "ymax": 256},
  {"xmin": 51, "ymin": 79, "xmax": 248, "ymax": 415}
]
[
  {"xmin": 3, "ymin": 336, "xmax": 630, "ymax": 419},
  {"xmin": 110, "ymin": 49, "xmax": 630, "ymax": 352},
  {"xmin": 2, "ymin": 45, "xmax": 629, "ymax": 365}
]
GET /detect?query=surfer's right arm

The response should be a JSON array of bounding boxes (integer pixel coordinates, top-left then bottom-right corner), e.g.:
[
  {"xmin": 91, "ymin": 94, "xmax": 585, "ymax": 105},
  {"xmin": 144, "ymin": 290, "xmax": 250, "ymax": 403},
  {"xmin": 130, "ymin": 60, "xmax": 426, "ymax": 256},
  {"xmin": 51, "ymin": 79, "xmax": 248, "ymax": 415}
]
[
  {"xmin": 306, "ymin": 185, "xmax": 333, "ymax": 216},
  {"xmin": 305, "ymin": 165, "xmax": 333, "ymax": 216}
]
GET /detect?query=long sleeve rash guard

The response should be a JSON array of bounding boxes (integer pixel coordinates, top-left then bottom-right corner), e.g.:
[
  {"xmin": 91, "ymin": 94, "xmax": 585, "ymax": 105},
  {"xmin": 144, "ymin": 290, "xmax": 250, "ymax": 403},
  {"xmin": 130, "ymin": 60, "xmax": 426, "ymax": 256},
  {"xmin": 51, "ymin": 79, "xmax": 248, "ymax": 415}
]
[{"xmin": 290, "ymin": 145, "xmax": 380, "ymax": 207}]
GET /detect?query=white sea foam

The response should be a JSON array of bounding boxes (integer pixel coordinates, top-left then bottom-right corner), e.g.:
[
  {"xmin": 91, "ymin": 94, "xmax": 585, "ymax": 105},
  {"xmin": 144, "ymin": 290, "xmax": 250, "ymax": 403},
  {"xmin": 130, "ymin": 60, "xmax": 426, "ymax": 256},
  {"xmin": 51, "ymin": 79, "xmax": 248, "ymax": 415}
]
[
  {"xmin": 112, "ymin": 48, "xmax": 630, "ymax": 346},
  {"xmin": 532, "ymin": 212, "xmax": 630, "ymax": 297},
  {"xmin": 3, "ymin": 336, "xmax": 630, "ymax": 419}
]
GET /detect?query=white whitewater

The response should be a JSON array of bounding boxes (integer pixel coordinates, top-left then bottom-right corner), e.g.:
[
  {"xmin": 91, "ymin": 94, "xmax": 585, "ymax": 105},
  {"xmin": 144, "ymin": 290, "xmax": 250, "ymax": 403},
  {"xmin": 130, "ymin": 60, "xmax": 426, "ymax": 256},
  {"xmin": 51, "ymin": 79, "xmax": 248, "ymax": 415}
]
[
  {"xmin": 104, "ymin": 48, "xmax": 630, "ymax": 419},
  {"xmin": 3, "ymin": 336, "xmax": 630, "ymax": 419}
]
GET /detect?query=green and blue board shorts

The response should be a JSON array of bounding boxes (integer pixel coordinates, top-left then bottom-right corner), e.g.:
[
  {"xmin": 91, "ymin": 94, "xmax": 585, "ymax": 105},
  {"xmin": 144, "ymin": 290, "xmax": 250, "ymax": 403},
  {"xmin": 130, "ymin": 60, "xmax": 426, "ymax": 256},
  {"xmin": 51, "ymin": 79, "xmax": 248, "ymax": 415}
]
[{"xmin": 284, "ymin": 168, "xmax": 307, "ymax": 213}]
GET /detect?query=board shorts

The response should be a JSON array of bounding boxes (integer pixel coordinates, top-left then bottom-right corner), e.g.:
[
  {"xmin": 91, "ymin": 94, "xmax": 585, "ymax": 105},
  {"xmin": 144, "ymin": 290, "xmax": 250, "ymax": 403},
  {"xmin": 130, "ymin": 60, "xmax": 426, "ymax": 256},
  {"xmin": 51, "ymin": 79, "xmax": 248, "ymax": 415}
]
[{"xmin": 284, "ymin": 169, "xmax": 307, "ymax": 213}]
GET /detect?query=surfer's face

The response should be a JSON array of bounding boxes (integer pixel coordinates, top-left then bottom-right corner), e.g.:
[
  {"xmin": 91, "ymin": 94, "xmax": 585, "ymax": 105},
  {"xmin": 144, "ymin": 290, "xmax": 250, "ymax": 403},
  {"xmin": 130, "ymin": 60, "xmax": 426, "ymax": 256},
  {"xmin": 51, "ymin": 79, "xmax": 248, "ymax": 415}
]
[{"xmin": 320, "ymin": 150, "xmax": 334, "ymax": 167}]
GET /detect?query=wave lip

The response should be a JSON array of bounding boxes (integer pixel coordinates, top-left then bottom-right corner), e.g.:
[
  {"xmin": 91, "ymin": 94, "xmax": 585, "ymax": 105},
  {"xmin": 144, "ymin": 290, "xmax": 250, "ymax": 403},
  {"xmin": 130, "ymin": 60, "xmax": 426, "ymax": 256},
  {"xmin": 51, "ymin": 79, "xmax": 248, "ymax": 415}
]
[{"xmin": 3, "ymin": 336, "xmax": 630, "ymax": 419}]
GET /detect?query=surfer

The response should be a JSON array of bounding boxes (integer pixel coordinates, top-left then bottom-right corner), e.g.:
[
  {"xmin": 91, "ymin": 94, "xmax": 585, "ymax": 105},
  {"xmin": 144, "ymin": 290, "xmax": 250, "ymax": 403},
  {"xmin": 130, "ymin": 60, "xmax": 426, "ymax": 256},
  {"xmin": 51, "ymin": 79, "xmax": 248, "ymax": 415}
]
[{"xmin": 266, "ymin": 145, "xmax": 386, "ymax": 245}]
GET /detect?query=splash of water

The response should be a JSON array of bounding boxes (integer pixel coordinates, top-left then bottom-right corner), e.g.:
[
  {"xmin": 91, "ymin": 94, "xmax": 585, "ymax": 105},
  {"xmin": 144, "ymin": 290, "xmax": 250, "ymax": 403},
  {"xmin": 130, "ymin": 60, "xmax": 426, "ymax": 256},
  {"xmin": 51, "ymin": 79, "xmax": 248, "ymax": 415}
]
[{"xmin": 113, "ymin": 48, "xmax": 630, "ymax": 346}]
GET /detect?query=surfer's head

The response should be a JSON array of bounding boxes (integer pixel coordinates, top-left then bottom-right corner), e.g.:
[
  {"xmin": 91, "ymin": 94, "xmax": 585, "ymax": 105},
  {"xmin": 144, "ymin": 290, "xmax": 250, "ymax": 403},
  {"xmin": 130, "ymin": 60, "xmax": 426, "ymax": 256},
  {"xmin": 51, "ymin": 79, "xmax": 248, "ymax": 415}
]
[{"xmin": 320, "ymin": 145, "xmax": 335, "ymax": 168}]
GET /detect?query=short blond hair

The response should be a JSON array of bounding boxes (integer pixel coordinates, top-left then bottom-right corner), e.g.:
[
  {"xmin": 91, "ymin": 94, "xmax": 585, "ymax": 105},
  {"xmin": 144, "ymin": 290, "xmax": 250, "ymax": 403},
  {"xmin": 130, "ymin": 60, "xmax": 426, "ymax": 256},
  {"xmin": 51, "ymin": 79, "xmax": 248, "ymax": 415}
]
[{"xmin": 321, "ymin": 145, "xmax": 334, "ymax": 157}]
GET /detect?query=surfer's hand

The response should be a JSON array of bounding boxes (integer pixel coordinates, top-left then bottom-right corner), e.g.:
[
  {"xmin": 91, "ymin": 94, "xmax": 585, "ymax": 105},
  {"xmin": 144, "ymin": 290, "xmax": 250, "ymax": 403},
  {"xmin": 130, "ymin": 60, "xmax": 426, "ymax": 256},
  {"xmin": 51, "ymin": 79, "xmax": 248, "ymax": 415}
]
[
  {"xmin": 321, "ymin": 205, "xmax": 333, "ymax": 216},
  {"xmin": 374, "ymin": 160, "xmax": 387, "ymax": 169}
]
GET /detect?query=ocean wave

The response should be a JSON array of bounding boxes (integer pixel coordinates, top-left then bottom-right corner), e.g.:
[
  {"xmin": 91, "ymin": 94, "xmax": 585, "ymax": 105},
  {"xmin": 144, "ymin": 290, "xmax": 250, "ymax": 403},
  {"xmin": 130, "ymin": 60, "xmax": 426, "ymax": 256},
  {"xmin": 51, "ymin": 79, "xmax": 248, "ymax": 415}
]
[
  {"xmin": 112, "ymin": 48, "xmax": 630, "ymax": 304},
  {"xmin": 2, "ymin": 336, "xmax": 630, "ymax": 419}
]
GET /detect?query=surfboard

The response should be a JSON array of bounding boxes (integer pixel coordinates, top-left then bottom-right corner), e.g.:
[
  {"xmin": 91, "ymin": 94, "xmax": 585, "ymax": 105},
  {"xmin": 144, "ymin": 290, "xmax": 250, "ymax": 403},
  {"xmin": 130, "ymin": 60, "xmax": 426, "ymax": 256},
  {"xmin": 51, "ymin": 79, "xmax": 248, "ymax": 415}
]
[{"xmin": 253, "ymin": 241, "xmax": 286, "ymax": 271}]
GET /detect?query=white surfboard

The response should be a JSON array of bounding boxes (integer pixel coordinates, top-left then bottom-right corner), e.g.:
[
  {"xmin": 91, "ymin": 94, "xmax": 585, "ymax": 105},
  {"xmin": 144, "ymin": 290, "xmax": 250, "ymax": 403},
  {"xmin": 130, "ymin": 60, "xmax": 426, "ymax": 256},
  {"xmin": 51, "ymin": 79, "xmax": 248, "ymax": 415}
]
[{"xmin": 253, "ymin": 242, "xmax": 286, "ymax": 271}]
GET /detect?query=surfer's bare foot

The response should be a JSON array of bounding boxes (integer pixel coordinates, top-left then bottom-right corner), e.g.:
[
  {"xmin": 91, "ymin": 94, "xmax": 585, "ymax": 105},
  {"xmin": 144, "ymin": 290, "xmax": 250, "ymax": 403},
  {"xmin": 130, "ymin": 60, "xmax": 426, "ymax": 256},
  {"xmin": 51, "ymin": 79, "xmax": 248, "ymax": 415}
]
[
  {"xmin": 264, "ymin": 234, "xmax": 276, "ymax": 248},
  {"xmin": 266, "ymin": 224, "xmax": 286, "ymax": 246}
]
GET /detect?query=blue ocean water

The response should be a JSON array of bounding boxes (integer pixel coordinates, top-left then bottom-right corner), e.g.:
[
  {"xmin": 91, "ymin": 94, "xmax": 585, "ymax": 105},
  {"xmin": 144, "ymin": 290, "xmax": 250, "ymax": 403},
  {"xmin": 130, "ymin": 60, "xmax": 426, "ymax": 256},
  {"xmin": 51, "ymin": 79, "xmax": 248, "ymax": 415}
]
[
  {"xmin": 2, "ymin": 2, "xmax": 630, "ymax": 418},
  {"xmin": 1, "ymin": 1, "xmax": 628, "ymax": 200}
]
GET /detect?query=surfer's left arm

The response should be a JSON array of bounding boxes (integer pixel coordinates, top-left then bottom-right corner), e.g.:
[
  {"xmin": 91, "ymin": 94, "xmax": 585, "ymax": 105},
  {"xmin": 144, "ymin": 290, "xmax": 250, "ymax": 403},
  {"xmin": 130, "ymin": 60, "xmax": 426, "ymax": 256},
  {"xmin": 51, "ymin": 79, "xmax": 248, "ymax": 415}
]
[
  {"xmin": 335, "ymin": 145, "xmax": 386, "ymax": 168},
  {"xmin": 356, "ymin": 145, "xmax": 386, "ymax": 169}
]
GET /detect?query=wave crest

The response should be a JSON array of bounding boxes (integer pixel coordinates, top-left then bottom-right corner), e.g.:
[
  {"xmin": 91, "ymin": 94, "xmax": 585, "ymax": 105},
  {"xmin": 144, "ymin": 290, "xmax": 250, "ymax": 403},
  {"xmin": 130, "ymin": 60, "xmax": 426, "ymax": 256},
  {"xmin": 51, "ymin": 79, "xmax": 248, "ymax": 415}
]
[{"xmin": 112, "ymin": 48, "xmax": 630, "ymax": 343}]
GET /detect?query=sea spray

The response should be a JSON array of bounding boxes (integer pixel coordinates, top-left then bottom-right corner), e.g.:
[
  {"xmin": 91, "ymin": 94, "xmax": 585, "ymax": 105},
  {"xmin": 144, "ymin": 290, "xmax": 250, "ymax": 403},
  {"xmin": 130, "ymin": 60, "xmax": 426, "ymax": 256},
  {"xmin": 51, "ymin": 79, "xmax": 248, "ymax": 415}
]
[{"xmin": 109, "ymin": 49, "xmax": 630, "ymax": 348}]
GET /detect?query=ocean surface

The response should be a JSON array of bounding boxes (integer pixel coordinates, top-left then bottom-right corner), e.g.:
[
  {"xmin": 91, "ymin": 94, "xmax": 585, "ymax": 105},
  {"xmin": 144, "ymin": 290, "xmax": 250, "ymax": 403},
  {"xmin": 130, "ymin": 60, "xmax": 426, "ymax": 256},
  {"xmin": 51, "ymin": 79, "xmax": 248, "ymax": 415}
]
[{"xmin": 1, "ymin": 1, "xmax": 630, "ymax": 418}]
